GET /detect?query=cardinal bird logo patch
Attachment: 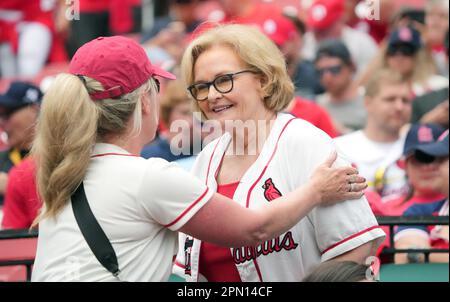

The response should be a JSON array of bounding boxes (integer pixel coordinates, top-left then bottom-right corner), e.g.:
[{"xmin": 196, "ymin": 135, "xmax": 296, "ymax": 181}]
[{"xmin": 262, "ymin": 178, "xmax": 282, "ymax": 201}]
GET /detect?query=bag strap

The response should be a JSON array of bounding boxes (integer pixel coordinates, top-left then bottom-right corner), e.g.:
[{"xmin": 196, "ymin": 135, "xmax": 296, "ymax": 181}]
[{"xmin": 71, "ymin": 182, "xmax": 120, "ymax": 277}]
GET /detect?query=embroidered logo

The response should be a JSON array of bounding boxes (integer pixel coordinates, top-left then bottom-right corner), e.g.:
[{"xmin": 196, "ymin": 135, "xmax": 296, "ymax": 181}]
[
  {"xmin": 232, "ymin": 231, "xmax": 299, "ymax": 264},
  {"xmin": 262, "ymin": 178, "xmax": 282, "ymax": 201}
]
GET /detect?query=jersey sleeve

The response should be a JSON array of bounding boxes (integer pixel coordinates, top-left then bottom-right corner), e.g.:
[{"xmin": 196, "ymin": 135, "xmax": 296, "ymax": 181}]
[
  {"xmin": 138, "ymin": 159, "xmax": 214, "ymax": 231},
  {"xmin": 287, "ymin": 121, "xmax": 386, "ymax": 261}
]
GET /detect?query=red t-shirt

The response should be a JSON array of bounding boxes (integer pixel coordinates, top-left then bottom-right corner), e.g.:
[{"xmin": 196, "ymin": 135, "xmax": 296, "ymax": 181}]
[
  {"xmin": 1, "ymin": 157, "xmax": 41, "ymax": 229},
  {"xmin": 199, "ymin": 182, "xmax": 241, "ymax": 282},
  {"xmin": 288, "ymin": 97, "xmax": 338, "ymax": 138},
  {"xmin": 377, "ymin": 193, "xmax": 447, "ymax": 217}
]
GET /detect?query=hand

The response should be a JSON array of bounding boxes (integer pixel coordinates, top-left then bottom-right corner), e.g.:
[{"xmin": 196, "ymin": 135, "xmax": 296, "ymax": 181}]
[
  {"xmin": 420, "ymin": 100, "xmax": 449, "ymax": 128},
  {"xmin": 309, "ymin": 151, "xmax": 367, "ymax": 206}
]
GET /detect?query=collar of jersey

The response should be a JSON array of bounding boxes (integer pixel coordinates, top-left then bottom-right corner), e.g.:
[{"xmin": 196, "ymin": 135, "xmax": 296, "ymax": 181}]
[{"xmin": 91, "ymin": 143, "xmax": 136, "ymax": 158}]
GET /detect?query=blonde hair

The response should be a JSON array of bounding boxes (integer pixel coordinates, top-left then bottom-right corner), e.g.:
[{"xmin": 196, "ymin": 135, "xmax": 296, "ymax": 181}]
[
  {"xmin": 365, "ymin": 68, "xmax": 407, "ymax": 98},
  {"xmin": 32, "ymin": 73, "xmax": 158, "ymax": 223},
  {"xmin": 181, "ymin": 24, "xmax": 294, "ymax": 119}
]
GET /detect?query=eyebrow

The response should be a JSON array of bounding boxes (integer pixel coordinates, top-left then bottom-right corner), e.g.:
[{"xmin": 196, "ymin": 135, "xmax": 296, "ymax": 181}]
[{"xmin": 193, "ymin": 70, "xmax": 236, "ymax": 84}]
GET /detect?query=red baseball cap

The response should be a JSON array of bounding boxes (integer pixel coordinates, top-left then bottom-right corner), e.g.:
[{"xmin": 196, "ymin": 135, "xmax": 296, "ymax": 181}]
[
  {"xmin": 306, "ymin": 0, "xmax": 344, "ymax": 30},
  {"xmin": 257, "ymin": 14, "xmax": 298, "ymax": 46},
  {"xmin": 69, "ymin": 36, "xmax": 176, "ymax": 101}
]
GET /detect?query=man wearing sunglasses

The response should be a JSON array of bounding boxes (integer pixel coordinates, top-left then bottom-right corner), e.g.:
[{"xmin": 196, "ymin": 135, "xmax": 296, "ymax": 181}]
[
  {"xmin": 395, "ymin": 128, "xmax": 449, "ymax": 264},
  {"xmin": 315, "ymin": 39, "xmax": 367, "ymax": 135}
]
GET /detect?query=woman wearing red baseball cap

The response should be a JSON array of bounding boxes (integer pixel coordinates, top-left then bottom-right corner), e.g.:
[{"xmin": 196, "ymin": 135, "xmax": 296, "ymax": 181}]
[{"xmin": 31, "ymin": 36, "xmax": 366, "ymax": 281}]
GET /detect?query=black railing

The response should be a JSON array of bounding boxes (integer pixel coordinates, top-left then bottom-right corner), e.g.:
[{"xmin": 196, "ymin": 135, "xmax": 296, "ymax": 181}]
[
  {"xmin": 376, "ymin": 216, "xmax": 449, "ymax": 263},
  {"xmin": 0, "ymin": 216, "xmax": 448, "ymax": 281}
]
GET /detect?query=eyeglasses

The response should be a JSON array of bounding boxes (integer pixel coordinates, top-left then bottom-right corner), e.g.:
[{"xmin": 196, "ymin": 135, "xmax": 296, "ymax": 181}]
[
  {"xmin": 187, "ymin": 70, "xmax": 255, "ymax": 102},
  {"xmin": 387, "ymin": 44, "xmax": 416, "ymax": 57},
  {"xmin": 316, "ymin": 65, "xmax": 343, "ymax": 78}
]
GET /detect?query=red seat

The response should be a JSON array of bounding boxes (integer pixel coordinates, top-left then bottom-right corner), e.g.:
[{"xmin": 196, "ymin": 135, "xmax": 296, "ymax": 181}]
[{"xmin": 0, "ymin": 237, "xmax": 37, "ymax": 282}]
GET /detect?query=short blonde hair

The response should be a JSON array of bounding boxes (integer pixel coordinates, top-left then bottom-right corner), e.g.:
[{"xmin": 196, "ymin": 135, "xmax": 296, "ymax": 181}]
[
  {"xmin": 181, "ymin": 24, "xmax": 294, "ymax": 118},
  {"xmin": 365, "ymin": 68, "xmax": 407, "ymax": 98}
]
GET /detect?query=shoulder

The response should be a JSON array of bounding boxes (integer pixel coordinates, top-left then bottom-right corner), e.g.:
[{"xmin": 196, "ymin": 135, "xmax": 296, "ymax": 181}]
[
  {"xmin": 404, "ymin": 200, "xmax": 447, "ymax": 216},
  {"xmin": 280, "ymin": 116, "xmax": 336, "ymax": 162},
  {"xmin": 334, "ymin": 130, "xmax": 363, "ymax": 144},
  {"xmin": 283, "ymin": 116, "xmax": 329, "ymax": 140}
]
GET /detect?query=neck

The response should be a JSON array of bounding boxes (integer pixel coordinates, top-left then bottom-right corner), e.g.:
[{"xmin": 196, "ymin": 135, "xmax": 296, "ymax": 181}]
[
  {"xmin": 364, "ymin": 122, "xmax": 400, "ymax": 143},
  {"xmin": 329, "ymin": 83, "xmax": 356, "ymax": 103},
  {"xmin": 229, "ymin": 111, "xmax": 276, "ymax": 156},
  {"xmin": 102, "ymin": 132, "xmax": 144, "ymax": 156}
]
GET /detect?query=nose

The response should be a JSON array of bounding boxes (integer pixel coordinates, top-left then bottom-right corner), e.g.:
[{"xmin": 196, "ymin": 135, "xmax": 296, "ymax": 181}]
[
  {"xmin": 207, "ymin": 84, "xmax": 222, "ymax": 102},
  {"xmin": 394, "ymin": 97, "xmax": 409, "ymax": 111}
]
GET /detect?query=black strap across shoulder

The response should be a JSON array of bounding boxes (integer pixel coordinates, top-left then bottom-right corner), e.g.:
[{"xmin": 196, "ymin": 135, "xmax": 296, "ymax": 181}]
[{"xmin": 71, "ymin": 182, "xmax": 120, "ymax": 277}]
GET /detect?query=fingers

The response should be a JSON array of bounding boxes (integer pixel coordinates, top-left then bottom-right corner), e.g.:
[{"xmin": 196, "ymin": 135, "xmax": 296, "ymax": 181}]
[
  {"xmin": 323, "ymin": 151, "xmax": 338, "ymax": 168},
  {"xmin": 347, "ymin": 175, "xmax": 366, "ymax": 184},
  {"xmin": 349, "ymin": 182, "xmax": 367, "ymax": 192},
  {"xmin": 340, "ymin": 166, "xmax": 358, "ymax": 175}
]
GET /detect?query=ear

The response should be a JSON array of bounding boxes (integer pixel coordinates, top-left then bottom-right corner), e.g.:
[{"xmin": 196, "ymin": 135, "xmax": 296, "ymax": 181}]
[
  {"xmin": 258, "ymin": 74, "xmax": 269, "ymax": 98},
  {"xmin": 141, "ymin": 94, "xmax": 152, "ymax": 115},
  {"xmin": 364, "ymin": 96, "xmax": 371, "ymax": 109}
]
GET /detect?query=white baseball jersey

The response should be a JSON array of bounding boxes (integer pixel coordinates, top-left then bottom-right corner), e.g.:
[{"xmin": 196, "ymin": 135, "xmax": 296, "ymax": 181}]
[
  {"xmin": 173, "ymin": 113, "xmax": 385, "ymax": 282},
  {"xmin": 334, "ymin": 130, "xmax": 408, "ymax": 203},
  {"xmin": 32, "ymin": 143, "xmax": 213, "ymax": 282}
]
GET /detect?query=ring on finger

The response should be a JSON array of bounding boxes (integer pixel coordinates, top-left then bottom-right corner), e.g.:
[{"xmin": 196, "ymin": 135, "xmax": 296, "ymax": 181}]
[{"xmin": 348, "ymin": 183, "xmax": 355, "ymax": 192}]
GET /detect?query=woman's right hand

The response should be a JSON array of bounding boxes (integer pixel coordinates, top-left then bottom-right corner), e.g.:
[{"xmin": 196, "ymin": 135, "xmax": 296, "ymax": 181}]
[{"xmin": 309, "ymin": 151, "xmax": 367, "ymax": 207}]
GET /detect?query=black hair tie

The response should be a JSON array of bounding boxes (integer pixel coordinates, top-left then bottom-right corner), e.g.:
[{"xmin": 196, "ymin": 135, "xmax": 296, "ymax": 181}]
[{"xmin": 76, "ymin": 74, "xmax": 88, "ymax": 87}]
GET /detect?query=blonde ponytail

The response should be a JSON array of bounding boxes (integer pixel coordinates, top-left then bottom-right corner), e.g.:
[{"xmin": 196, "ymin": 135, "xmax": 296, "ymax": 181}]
[
  {"xmin": 32, "ymin": 74, "xmax": 99, "ymax": 222},
  {"xmin": 32, "ymin": 74, "xmax": 158, "ymax": 224}
]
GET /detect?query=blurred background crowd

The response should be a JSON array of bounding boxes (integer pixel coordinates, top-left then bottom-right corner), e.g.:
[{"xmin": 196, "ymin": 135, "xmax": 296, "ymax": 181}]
[{"xmin": 0, "ymin": 0, "xmax": 448, "ymax": 271}]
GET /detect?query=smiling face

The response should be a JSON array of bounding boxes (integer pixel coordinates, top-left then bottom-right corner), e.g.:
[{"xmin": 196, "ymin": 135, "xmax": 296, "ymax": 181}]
[{"xmin": 192, "ymin": 45, "xmax": 271, "ymax": 126}]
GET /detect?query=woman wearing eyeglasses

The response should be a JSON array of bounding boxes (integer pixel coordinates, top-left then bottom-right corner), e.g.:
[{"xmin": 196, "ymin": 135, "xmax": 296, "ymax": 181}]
[{"xmin": 173, "ymin": 24, "xmax": 385, "ymax": 282}]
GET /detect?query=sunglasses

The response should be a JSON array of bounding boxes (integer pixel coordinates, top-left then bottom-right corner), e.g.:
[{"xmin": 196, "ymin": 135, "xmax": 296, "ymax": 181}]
[
  {"xmin": 408, "ymin": 150, "xmax": 440, "ymax": 165},
  {"xmin": 187, "ymin": 70, "xmax": 255, "ymax": 102},
  {"xmin": 387, "ymin": 44, "xmax": 417, "ymax": 57},
  {"xmin": 316, "ymin": 65, "xmax": 343, "ymax": 78}
]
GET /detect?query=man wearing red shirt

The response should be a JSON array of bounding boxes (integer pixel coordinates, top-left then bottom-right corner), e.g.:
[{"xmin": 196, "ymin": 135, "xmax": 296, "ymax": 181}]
[{"xmin": 1, "ymin": 157, "xmax": 40, "ymax": 229}]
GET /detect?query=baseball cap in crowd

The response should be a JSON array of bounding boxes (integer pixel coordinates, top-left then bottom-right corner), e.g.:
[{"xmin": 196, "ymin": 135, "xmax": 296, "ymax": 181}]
[
  {"xmin": 403, "ymin": 123, "xmax": 447, "ymax": 157},
  {"xmin": 387, "ymin": 26, "xmax": 422, "ymax": 56},
  {"xmin": 416, "ymin": 130, "xmax": 449, "ymax": 158},
  {"xmin": 306, "ymin": 0, "xmax": 345, "ymax": 30},
  {"xmin": 0, "ymin": 81, "xmax": 43, "ymax": 116},
  {"xmin": 257, "ymin": 14, "xmax": 298, "ymax": 46},
  {"xmin": 69, "ymin": 36, "xmax": 176, "ymax": 101},
  {"xmin": 315, "ymin": 39, "xmax": 353, "ymax": 66}
]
